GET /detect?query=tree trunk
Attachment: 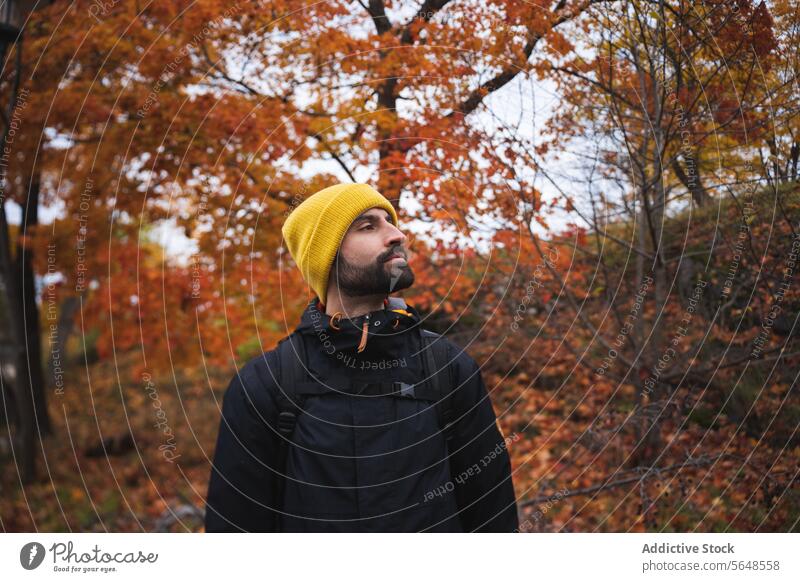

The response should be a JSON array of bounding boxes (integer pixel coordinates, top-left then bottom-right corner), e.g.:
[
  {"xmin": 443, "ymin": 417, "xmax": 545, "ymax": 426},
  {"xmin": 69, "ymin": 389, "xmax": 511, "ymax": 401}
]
[
  {"xmin": 15, "ymin": 172, "xmax": 51, "ymax": 435},
  {"xmin": 0, "ymin": 201, "xmax": 37, "ymax": 482},
  {"xmin": 0, "ymin": 2, "xmax": 56, "ymax": 481},
  {"xmin": 376, "ymin": 81, "xmax": 403, "ymax": 214}
]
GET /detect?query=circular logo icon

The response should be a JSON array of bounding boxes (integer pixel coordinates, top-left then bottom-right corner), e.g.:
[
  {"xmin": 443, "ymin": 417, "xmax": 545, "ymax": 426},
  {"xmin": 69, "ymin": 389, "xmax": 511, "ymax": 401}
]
[{"xmin": 20, "ymin": 542, "xmax": 46, "ymax": 570}]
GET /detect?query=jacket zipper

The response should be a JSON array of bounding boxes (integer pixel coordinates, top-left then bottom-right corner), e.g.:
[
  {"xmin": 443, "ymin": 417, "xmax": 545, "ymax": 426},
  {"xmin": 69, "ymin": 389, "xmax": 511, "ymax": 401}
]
[{"xmin": 356, "ymin": 314, "xmax": 370, "ymax": 353}]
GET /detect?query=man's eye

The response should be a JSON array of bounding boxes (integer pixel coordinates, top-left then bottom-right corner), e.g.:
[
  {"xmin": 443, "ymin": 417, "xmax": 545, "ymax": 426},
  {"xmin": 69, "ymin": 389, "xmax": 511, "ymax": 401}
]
[{"xmin": 361, "ymin": 224, "xmax": 374, "ymax": 230}]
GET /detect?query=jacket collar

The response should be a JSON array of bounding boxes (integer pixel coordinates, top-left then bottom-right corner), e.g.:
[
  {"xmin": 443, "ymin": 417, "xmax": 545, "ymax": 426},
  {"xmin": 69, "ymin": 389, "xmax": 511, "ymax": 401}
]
[{"xmin": 294, "ymin": 296, "xmax": 422, "ymax": 364}]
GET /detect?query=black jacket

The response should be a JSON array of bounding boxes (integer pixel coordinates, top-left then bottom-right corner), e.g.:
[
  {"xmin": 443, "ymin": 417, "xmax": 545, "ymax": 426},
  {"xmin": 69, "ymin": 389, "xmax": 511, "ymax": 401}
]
[{"xmin": 204, "ymin": 297, "xmax": 519, "ymax": 532}]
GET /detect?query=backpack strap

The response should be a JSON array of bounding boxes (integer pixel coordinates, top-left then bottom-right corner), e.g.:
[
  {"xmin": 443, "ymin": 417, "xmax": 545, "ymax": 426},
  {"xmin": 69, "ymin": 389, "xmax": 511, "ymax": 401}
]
[
  {"xmin": 291, "ymin": 378, "xmax": 443, "ymax": 400},
  {"xmin": 274, "ymin": 332, "xmax": 308, "ymax": 529},
  {"xmin": 275, "ymin": 330, "xmax": 451, "ymax": 418},
  {"xmin": 419, "ymin": 329, "xmax": 456, "ymax": 444},
  {"xmin": 275, "ymin": 332, "xmax": 307, "ymax": 437}
]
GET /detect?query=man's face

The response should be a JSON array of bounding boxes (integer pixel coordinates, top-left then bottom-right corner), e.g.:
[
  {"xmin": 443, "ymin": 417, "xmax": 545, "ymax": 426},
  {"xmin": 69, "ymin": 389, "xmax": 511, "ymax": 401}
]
[{"xmin": 329, "ymin": 207, "xmax": 415, "ymax": 297}]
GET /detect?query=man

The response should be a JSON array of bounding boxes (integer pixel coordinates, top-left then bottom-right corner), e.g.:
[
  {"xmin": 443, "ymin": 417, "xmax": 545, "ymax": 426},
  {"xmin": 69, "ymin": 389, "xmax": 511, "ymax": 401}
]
[{"xmin": 204, "ymin": 182, "xmax": 518, "ymax": 532}]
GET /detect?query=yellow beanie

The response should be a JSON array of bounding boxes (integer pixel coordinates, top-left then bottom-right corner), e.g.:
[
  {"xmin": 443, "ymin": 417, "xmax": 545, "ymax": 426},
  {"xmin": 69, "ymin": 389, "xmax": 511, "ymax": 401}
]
[{"xmin": 281, "ymin": 183, "xmax": 399, "ymax": 305}]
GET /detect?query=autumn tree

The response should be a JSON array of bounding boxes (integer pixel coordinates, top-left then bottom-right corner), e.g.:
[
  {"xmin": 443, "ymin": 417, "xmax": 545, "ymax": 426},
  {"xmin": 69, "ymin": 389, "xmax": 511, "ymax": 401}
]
[
  {"xmin": 0, "ymin": 0, "xmax": 54, "ymax": 484},
  {"xmin": 0, "ymin": 0, "xmax": 618, "ymax": 487},
  {"xmin": 483, "ymin": 0, "xmax": 799, "ymax": 530}
]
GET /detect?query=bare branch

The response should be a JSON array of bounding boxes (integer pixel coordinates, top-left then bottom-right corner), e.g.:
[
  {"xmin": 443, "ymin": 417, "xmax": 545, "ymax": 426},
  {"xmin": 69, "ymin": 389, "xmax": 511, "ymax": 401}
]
[
  {"xmin": 449, "ymin": 0, "xmax": 617, "ymax": 119},
  {"xmin": 520, "ymin": 453, "xmax": 731, "ymax": 507},
  {"xmin": 312, "ymin": 134, "xmax": 358, "ymax": 182}
]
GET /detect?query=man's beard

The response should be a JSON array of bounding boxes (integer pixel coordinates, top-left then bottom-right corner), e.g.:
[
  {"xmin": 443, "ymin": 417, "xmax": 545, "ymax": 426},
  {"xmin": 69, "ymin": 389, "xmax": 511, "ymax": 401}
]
[{"xmin": 330, "ymin": 248, "xmax": 415, "ymax": 297}]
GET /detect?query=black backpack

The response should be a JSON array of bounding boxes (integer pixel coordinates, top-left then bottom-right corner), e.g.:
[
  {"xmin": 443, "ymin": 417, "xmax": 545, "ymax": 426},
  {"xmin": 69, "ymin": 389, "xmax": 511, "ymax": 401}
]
[{"xmin": 272, "ymin": 328, "xmax": 457, "ymax": 520}]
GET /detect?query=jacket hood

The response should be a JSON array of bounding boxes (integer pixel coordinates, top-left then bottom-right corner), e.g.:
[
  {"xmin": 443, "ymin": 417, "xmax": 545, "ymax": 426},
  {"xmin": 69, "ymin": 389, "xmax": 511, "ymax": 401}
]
[{"xmin": 294, "ymin": 296, "xmax": 424, "ymax": 375}]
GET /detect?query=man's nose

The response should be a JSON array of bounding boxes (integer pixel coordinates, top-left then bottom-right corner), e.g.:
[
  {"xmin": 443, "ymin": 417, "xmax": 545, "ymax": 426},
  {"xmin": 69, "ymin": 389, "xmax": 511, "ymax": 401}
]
[{"xmin": 386, "ymin": 223, "xmax": 407, "ymax": 247}]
